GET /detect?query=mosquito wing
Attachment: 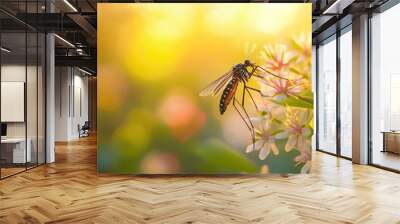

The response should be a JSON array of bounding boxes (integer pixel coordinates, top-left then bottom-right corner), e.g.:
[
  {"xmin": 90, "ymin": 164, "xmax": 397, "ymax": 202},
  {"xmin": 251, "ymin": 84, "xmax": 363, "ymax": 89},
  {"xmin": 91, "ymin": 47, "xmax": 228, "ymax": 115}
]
[{"xmin": 199, "ymin": 71, "xmax": 233, "ymax": 97}]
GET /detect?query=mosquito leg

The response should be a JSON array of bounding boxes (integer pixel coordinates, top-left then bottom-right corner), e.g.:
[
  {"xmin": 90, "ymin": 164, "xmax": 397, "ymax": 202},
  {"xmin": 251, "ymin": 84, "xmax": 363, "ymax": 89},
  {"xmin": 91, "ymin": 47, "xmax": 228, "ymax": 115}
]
[
  {"xmin": 255, "ymin": 66, "xmax": 288, "ymax": 80},
  {"xmin": 233, "ymin": 95, "xmax": 256, "ymax": 150},
  {"xmin": 246, "ymin": 86, "xmax": 262, "ymax": 95},
  {"xmin": 246, "ymin": 86, "xmax": 274, "ymax": 98},
  {"xmin": 236, "ymin": 94, "xmax": 256, "ymax": 151},
  {"xmin": 242, "ymin": 106, "xmax": 256, "ymax": 152},
  {"xmin": 252, "ymin": 74, "xmax": 279, "ymax": 90},
  {"xmin": 232, "ymin": 95, "xmax": 253, "ymax": 135},
  {"xmin": 242, "ymin": 84, "xmax": 246, "ymax": 107},
  {"xmin": 244, "ymin": 85, "xmax": 259, "ymax": 111},
  {"xmin": 253, "ymin": 74, "xmax": 266, "ymax": 80},
  {"xmin": 255, "ymin": 66, "xmax": 299, "ymax": 92}
]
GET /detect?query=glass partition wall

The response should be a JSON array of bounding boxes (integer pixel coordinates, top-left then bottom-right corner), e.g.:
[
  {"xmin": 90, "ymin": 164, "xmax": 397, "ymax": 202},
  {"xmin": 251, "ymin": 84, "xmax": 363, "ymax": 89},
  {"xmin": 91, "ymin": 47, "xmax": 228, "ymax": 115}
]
[
  {"xmin": 339, "ymin": 27, "xmax": 352, "ymax": 159},
  {"xmin": 0, "ymin": 31, "xmax": 27, "ymax": 177},
  {"xmin": 317, "ymin": 35, "xmax": 337, "ymax": 155},
  {"xmin": 0, "ymin": 3, "xmax": 46, "ymax": 179},
  {"xmin": 316, "ymin": 26, "xmax": 352, "ymax": 159},
  {"xmin": 315, "ymin": 1, "xmax": 400, "ymax": 171},
  {"xmin": 370, "ymin": 4, "xmax": 400, "ymax": 172}
]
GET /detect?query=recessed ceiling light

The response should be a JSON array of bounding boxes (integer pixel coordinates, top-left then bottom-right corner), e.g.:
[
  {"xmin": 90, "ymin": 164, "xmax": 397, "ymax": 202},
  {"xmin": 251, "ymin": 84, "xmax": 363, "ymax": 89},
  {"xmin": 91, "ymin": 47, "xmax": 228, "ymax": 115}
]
[
  {"xmin": 323, "ymin": 0, "xmax": 354, "ymax": 15},
  {"xmin": 78, "ymin": 67, "xmax": 93, "ymax": 76},
  {"xmin": 63, "ymin": 0, "xmax": 78, "ymax": 12},
  {"xmin": 54, "ymin": 34, "xmax": 75, "ymax": 48},
  {"xmin": 1, "ymin": 47, "xmax": 11, "ymax": 53}
]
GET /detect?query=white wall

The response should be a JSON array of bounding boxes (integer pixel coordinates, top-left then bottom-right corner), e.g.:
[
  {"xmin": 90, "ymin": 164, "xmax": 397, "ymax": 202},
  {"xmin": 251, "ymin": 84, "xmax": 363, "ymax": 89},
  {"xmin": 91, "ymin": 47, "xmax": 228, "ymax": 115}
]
[
  {"xmin": 1, "ymin": 65, "xmax": 35, "ymax": 138},
  {"xmin": 1, "ymin": 65, "xmax": 26, "ymax": 140},
  {"xmin": 55, "ymin": 67, "xmax": 70, "ymax": 141},
  {"xmin": 1, "ymin": 64, "xmax": 25, "ymax": 81},
  {"xmin": 72, "ymin": 73, "xmax": 89, "ymax": 138},
  {"xmin": 55, "ymin": 67, "xmax": 89, "ymax": 141},
  {"xmin": 1, "ymin": 82, "xmax": 25, "ymax": 122}
]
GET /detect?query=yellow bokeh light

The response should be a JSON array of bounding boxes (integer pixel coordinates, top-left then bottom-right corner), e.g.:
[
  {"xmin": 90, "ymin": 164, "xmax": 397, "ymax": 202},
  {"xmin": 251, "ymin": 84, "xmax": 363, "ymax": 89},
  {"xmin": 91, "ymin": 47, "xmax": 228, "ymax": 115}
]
[
  {"xmin": 99, "ymin": 3, "xmax": 311, "ymax": 83},
  {"xmin": 125, "ymin": 34, "xmax": 181, "ymax": 82},
  {"xmin": 204, "ymin": 4, "xmax": 244, "ymax": 36},
  {"xmin": 247, "ymin": 5, "xmax": 302, "ymax": 34}
]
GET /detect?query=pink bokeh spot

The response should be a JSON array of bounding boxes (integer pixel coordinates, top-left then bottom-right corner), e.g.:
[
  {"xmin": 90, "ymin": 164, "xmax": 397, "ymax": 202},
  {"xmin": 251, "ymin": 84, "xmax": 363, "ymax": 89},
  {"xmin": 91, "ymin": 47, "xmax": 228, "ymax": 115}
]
[
  {"xmin": 141, "ymin": 152, "xmax": 180, "ymax": 173},
  {"xmin": 159, "ymin": 94, "xmax": 206, "ymax": 142}
]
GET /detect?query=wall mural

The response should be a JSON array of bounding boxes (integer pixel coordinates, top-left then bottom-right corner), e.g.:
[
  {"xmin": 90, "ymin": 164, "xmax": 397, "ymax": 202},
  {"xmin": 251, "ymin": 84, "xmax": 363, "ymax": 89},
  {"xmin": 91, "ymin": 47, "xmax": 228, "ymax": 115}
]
[{"xmin": 98, "ymin": 3, "xmax": 313, "ymax": 174}]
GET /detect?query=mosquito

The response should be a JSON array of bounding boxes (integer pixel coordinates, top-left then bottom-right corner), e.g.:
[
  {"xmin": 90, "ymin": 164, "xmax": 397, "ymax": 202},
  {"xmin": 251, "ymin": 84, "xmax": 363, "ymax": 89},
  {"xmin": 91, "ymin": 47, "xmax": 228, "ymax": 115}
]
[{"xmin": 199, "ymin": 59, "xmax": 288, "ymax": 148}]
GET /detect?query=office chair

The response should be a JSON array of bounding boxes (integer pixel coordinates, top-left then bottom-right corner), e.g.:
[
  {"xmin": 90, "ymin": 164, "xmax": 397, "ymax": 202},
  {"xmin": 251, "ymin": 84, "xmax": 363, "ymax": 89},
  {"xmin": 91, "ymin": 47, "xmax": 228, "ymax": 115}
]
[{"xmin": 79, "ymin": 121, "xmax": 90, "ymax": 138}]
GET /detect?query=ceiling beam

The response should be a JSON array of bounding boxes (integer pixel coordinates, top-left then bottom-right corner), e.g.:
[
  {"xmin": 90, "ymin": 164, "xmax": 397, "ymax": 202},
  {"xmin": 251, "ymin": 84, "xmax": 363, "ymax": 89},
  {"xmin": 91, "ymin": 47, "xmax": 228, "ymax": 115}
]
[
  {"xmin": 55, "ymin": 55, "xmax": 96, "ymax": 69},
  {"xmin": 323, "ymin": 0, "xmax": 356, "ymax": 14},
  {"xmin": 312, "ymin": 15, "xmax": 335, "ymax": 33},
  {"xmin": 67, "ymin": 13, "xmax": 97, "ymax": 39},
  {"xmin": 12, "ymin": 13, "xmax": 82, "ymax": 32}
]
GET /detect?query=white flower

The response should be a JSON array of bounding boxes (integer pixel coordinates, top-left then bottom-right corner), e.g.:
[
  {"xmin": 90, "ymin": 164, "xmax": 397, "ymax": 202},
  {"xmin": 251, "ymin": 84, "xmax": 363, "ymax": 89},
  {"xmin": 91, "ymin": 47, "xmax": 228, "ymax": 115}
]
[
  {"xmin": 277, "ymin": 109, "xmax": 312, "ymax": 152},
  {"xmin": 291, "ymin": 33, "xmax": 311, "ymax": 58},
  {"xmin": 258, "ymin": 77, "xmax": 305, "ymax": 102},
  {"xmin": 249, "ymin": 113, "xmax": 269, "ymax": 130},
  {"xmin": 294, "ymin": 147, "xmax": 311, "ymax": 173},
  {"xmin": 256, "ymin": 101, "xmax": 286, "ymax": 121},
  {"xmin": 260, "ymin": 44, "xmax": 294, "ymax": 73},
  {"xmin": 246, "ymin": 120, "xmax": 279, "ymax": 160}
]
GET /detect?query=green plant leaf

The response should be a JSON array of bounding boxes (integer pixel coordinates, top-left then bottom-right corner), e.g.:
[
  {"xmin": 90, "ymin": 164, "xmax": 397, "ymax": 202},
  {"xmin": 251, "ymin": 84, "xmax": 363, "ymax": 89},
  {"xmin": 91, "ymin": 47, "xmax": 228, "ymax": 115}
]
[
  {"xmin": 193, "ymin": 139, "xmax": 257, "ymax": 174},
  {"xmin": 288, "ymin": 97, "xmax": 313, "ymax": 108},
  {"xmin": 275, "ymin": 89, "xmax": 313, "ymax": 109},
  {"xmin": 273, "ymin": 96, "xmax": 311, "ymax": 109}
]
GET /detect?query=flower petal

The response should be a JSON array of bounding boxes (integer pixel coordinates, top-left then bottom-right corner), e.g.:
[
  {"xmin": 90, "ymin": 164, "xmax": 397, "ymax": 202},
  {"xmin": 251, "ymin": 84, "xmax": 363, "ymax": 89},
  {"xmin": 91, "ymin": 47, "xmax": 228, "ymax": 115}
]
[
  {"xmin": 301, "ymin": 162, "xmax": 311, "ymax": 174},
  {"xmin": 246, "ymin": 140, "xmax": 264, "ymax": 153},
  {"xmin": 245, "ymin": 144, "xmax": 254, "ymax": 153},
  {"xmin": 270, "ymin": 142, "xmax": 279, "ymax": 156},
  {"xmin": 259, "ymin": 143, "xmax": 270, "ymax": 160},
  {"xmin": 263, "ymin": 121, "xmax": 270, "ymax": 132},
  {"xmin": 294, "ymin": 154, "xmax": 302, "ymax": 163},
  {"xmin": 297, "ymin": 136, "xmax": 307, "ymax": 152},
  {"xmin": 285, "ymin": 135, "xmax": 297, "ymax": 152},
  {"xmin": 299, "ymin": 110, "xmax": 309, "ymax": 124},
  {"xmin": 302, "ymin": 127, "xmax": 312, "ymax": 136},
  {"xmin": 288, "ymin": 86, "xmax": 303, "ymax": 94},
  {"xmin": 260, "ymin": 85, "xmax": 275, "ymax": 97},
  {"xmin": 272, "ymin": 107, "xmax": 286, "ymax": 120},
  {"xmin": 255, "ymin": 140, "xmax": 264, "ymax": 149},
  {"xmin": 275, "ymin": 131, "xmax": 288, "ymax": 139},
  {"xmin": 249, "ymin": 116, "xmax": 263, "ymax": 125},
  {"xmin": 274, "ymin": 94, "xmax": 287, "ymax": 102}
]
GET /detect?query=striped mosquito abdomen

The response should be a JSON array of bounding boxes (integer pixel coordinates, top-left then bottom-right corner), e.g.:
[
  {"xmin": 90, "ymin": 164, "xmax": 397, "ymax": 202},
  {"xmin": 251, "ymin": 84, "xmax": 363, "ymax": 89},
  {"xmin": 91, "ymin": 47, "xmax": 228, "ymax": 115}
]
[{"xmin": 219, "ymin": 77, "xmax": 239, "ymax": 114}]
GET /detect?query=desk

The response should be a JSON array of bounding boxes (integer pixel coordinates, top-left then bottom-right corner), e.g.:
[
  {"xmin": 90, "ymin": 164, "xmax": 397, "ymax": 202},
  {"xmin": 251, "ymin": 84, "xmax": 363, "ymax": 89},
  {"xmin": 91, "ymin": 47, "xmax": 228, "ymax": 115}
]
[
  {"xmin": 382, "ymin": 131, "xmax": 400, "ymax": 154},
  {"xmin": 1, "ymin": 138, "xmax": 31, "ymax": 163}
]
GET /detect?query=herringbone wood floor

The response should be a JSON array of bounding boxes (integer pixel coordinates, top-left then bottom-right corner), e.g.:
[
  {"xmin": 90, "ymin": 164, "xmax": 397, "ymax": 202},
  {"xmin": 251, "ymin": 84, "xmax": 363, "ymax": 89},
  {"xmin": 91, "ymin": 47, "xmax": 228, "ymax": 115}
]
[{"xmin": 1, "ymin": 135, "xmax": 400, "ymax": 224}]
